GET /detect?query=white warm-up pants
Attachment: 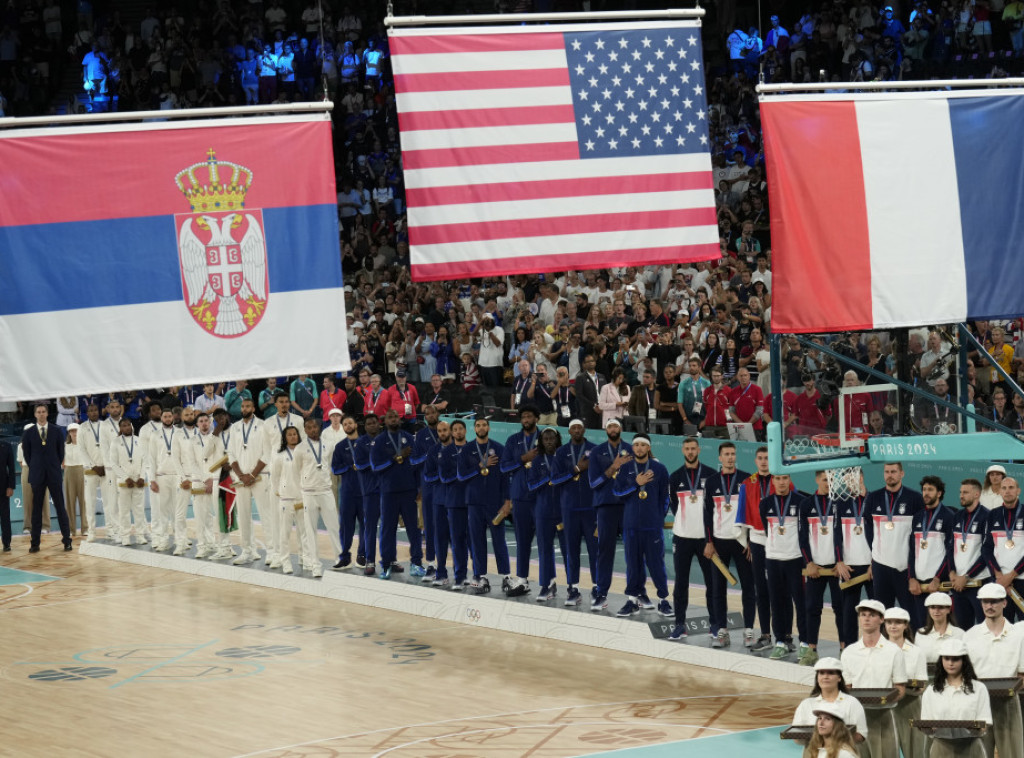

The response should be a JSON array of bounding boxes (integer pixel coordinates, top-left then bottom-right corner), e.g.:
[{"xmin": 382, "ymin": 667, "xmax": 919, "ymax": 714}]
[
  {"xmin": 83, "ymin": 472, "xmax": 103, "ymax": 535},
  {"xmin": 302, "ymin": 490, "xmax": 342, "ymax": 566},
  {"xmin": 278, "ymin": 497, "xmax": 313, "ymax": 567},
  {"xmin": 118, "ymin": 486, "xmax": 147, "ymax": 536},
  {"xmin": 234, "ymin": 476, "xmax": 271, "ymax": 554},
  {"xmin": 192, "ymin": 491, "xmax": 217, "ymax": 550}
]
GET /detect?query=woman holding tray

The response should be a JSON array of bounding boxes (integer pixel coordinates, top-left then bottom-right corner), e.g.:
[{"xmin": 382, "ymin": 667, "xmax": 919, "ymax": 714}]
[
  {"xmin": 792, "ymin": 657, "xmax": 870, "ymax": 756},
  {"xmin": 806, "ymin": 702, "xmax": 861, "ymax": 758},
  {"xmin": 919, "ymin": 639, "xmax": 991, "ymax": 758}
]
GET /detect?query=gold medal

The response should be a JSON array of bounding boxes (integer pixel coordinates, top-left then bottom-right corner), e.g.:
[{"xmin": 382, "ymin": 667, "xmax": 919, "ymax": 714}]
[
  {"xmin": 1006, "ymin": 539, "xmax": 1016, "ymax": 549},
  {"xmin": 638, "ymin": 490, "xmax": 648, "ymax": 500},
  {"xmin": 854, "ymin": 525, "xmax": 863, "ymax": 535},
  {"xmin": 920, "ymin": 539, "xmax": 929, "ymax": 549},
  {"xmin": 396, "ymin": 455, "xmax": 404, "ymax": 464},
  {"xmin": 777, "ymin": 525, "xmax": 786, "ymax": 535},
  {"xmin": 689, "ymin": 495, "xmax": 698, "ymax": 504},
  {"xmin": 724, "ymin": 504, "xmax": 733, "ymax": 513},
  {"xmin": 820, "ymin": 526, "xmax": 829, "ymax": 535},
  {"xmin": 960, "ymin": 543, "xmax": 967, "ymax": 552},
  {"xmin": 525, "ymin": 462, "xmax": 532, "ymax": 469},
  {"xmin": 573, "ymin": 474, "xmax": 580, "ymax": 481},
  {"xmin": 481, "ymin": 467, "xmax": 489, "ymax": 476},
  {"xmin": 884, "ymin": 522, "xmax": 895, "ymax": 530}
]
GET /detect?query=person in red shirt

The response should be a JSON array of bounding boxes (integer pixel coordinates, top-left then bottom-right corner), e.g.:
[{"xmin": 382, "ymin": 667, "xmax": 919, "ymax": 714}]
[
  {"xmin": 319, "ymin": 375, "xmax": 347, "ymax": 423},
  {"xmin": 831, "ymin": 370, "xmax": 871, "ymax": 433},
  {"xmin": 381, "ymin": 368, "xmax": 421, "ymax": 429},
  {"xmin": 790, "ymin": 373, "xmax": 830, "ymax": 436},
  {"xmin": 763, "ymin": 389, "xmax": 798, "ymax": 434},
  {"xmin": 729, "ymin": 367, "xmax": 764, "ymax": 432},
  {"xmin": 700, "ymin": 366, "xmax": 732, "ymax": 439},
  {"xmin": 364, "ymin": 373, "xmax": 387, "ymax": 417}
]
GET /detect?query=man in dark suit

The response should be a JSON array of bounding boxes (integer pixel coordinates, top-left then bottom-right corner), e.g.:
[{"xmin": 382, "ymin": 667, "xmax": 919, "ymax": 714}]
[
  {"xmin": 575, "ymin": 353, "xmax": 606, "ymax": 430},
  {"xmin": 21, "ymin": 404, "xmax": 72, "ymax": 552},
  {"xmin": 0, "ymin": 438, "xmax": 14, "ymax": 551}
]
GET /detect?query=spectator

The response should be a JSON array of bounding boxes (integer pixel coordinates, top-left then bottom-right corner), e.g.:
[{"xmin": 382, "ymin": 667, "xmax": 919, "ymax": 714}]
[{"xmin": 599, "ymin": 367, "xmax": 631, "ymax": 429}]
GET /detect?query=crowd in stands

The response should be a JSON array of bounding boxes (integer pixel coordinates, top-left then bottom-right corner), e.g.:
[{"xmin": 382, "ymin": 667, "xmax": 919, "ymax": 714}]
[{"xmin": 2, "ymin": 0, "xmax": 1024, "ymax": 444}]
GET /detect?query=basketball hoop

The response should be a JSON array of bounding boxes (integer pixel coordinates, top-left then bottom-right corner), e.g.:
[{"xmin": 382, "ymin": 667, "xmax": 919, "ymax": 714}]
[{"xmin": 810, "ymin": 432, "xmax": 870, "ymax": 502}]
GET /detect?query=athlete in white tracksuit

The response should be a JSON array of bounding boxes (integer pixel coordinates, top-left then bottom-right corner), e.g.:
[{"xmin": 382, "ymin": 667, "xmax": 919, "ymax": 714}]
[
  {"xmin": 228, "ymin": 398, "xmax": 270, "ymax": 565},
  {"xmin": 189, "ymin": 412, "xmax": 224, "ymax": 558},
  {"xmin": 111, "ymin": 418, "xmax": 148, "ymax": 543},
  {"xmin": 295, "ymin": 417, "xmax": 342, "ymax": 577},
  {"xmin": 269, "ymin": 426, "xmax": 311, "ymax": 575},
  {"xmin": 146, "ymin": 408, "xmax": 189, "ymax": 553},
  {"xmin": 78, "ymin": 406, "xmax": 106, "ymax": 541}
]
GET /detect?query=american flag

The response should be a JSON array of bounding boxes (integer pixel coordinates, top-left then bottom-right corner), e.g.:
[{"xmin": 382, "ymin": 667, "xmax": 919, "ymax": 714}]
[{"xmin": 390, "ymin": 22, "xmax": 719, "ymax": 281}]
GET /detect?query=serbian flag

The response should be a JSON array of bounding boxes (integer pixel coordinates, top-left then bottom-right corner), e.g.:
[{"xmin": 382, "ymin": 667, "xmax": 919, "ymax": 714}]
[
  {"xmin": 762, "ymin": 91, "xmax": 1024, "ymax": 333},
  {"xmin": 0, "ymin": 114, "xmax": 349, "ymax": 402},
  {"xmin": 390, "ymin": 21, "xmax": 719, "ymax": 280}
]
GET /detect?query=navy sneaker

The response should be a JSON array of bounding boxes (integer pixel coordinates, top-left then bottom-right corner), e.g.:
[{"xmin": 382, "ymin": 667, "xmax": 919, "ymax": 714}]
[
  {"xmin": 638, "ymin": 593, "xmax": 656, "ymax": 610},
  {"xmin": 380, "ymin": 566, "xmax": 392, "ymax": 580},
  {"xmin": 590, "ymin": 594, "xmax": 608, "ymax": 612},
  {"xmin": 616, "ymin": 599, "xmax": 640, "ymax": 617},
  {"xmin": 657, "ymin": 599, "xmax": 673, "ymax": 617},
  {"xmin": 423, "ymin": 564, "xmax": 436, "ymax": 582},
  {"xmin": 332, "ymin": 555, "xmax": 351, "ymax": 570},
  {"xmin": 535, "ymin": 582, "xmax": 557, "ymax": 602},
  {"xmin": 668, "ymin": 624, "xmax": 689, "ymax": 641},
  {"xmin": 564, "ymin": 586, "xmax": 582, "ymax": 606},
  {"xmin": 410, "ymin": 563, "xmax": 426, "ymax": 578}
]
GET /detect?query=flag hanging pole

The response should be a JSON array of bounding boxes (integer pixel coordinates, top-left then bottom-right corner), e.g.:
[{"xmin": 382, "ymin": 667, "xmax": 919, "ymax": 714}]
[
  {"xmin": 758, "ymin": 79, "xmax": 1024, "ymax": 95},
  {"xmin": 0, "ymin": 101, "xmax": 333, "ymax": 130},
  {"xmin": 386, "ymin": 9, "xmax": 704, "ymax": 27}
]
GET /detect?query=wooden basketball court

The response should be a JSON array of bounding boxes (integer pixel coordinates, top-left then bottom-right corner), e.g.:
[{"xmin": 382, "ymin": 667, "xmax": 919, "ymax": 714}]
[{"xmin": 0, "ymin": 531, "xmax": 812, "ymax": 757}]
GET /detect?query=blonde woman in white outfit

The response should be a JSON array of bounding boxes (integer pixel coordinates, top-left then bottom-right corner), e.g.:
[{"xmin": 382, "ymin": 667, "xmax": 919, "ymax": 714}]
[
  {"xmin": 919, "ymin": 639, "xmax": 991, "ymax": 758},
  {"xmin": 791, "ymin": 657, "xmax": 870, "ymax": 756},
  {"xmin": 269, "ymin": 426, "xmax": 311, "ymax": 575},
  {"xmin": 806, "ymin": 701, "xmax": 860, "ymax": 758},
  {"xmin": 915, "ymin": 593, "xmax": 965, "ymax": 665},
  {"xmin": 294, "ymin": 418, "xmax": 342, "ymax": 578},
  {"xmin": 883, "ymin": 606, "xmax": 928, "ymax": 758}
]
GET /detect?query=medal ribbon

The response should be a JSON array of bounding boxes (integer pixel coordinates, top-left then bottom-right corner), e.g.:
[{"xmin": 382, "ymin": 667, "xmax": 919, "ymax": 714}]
[
  {"xmin": 814, "ymin": 494, "xmax": 833, "ymax": 531},
  {"xmin": 774, "ymin": 492, "xmax": 792, "ymax": 531}
]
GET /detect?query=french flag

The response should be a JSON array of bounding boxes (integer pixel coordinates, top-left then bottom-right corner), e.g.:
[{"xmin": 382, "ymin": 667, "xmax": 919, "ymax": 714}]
[
  {"xmin": 762, "ymin": 92, "xmax": 1024, "ymax": 334},
  {"xmin": 0, "ymin": 115, "xmax": 349, "ymax": 401}
]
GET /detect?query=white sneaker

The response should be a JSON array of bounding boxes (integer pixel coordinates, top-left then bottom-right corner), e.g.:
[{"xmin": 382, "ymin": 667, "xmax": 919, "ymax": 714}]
[
  {"xmin": 87, "ymin": 533, "xmax": 97, "ymax": 543},
  {"xmin": 311, "ymin": 565, "xmax": 324, "ymax": 578},
  {"xmin": 282, "ymin": 559, "xmax": 294, "ymax": 574},
  {"xmin": 172, "ymin": 544, "xmax": 187, "ymax": 556},
  {"xmin": 232, "ymin": 551, "xmax": 252, "ymax": 565},
  {"xmin": 743, "ymin": 629, "xmax": 756, "ymax": 647},
  {"xmin": 135, "ymin": 534, "xmax": 149, "ymax": 545},
  {"xmin": 121, "ymin": 536, "xmax": 131, "ymax": 546},
  {"xmin": 211, "ymin": 547, "xmax": 234, "ymax": 560},
  {"xmin": 264, "ymin": 553, "xmax": 273, "ymax": 566},
  {"xmin": 269, "ymin": 558, "xmax": 283, "ymax": 569}
]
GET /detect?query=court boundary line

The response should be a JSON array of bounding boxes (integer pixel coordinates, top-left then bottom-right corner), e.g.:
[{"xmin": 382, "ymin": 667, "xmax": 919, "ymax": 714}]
[{"xmin": 229, "ymin": 692, "xmax": 804, "ymax": 758}]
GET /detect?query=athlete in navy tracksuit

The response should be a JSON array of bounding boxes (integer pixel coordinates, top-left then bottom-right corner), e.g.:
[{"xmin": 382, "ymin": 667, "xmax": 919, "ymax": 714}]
[
  {"xmin": 499, "ymin": 406, "xmax": 541, "ymax": 596},
  {"xmin": 439, "ymin": 419, "xmax": 471, "ymax": 589},
  {"xmin": 353, "ymin": 413, "xmax": 382, "ymax": 576},
  {"xmin": 864, "ymin": 462, "xmax": 924, "ymax": 626},
  {"xmin": 428, "ymin": 421, "xmax": 453, "ymax": 586},
  {"xmin": 949, "ymin": 478, "xmax": 989, "ymax": 626},
  {"xmin": 410, "ymin": 407, "xmax": 442, "ymax": 578},
  {"xmin": 329, "ymin": 415, "xmax": 365, "ymax": 568},
  {"xmin": 612, "ymin": 433, "xmax": 673, "ymax": 618},
  {"xmin": 371, "ymin": 409, "xmax": 423, "ymax": 579},
  {"xmin": 908, "ymin": 475, "xmax": 955, "ymax": 624},
  {"xmin": 458, "ymin": 418, "xmax": 511, "ymax": 593},
  {"xmin": 835, "ymin": 487, "xmax": 874, "ymax": 646},
  {"xmin": 527, "ymin": 428, "xmax": 563, "ymax": 602},
  {"xmin": 551, "ymin": 420, "xmax": 598, "ymax": 607},
  {"xmin": 799, "ymin": 471, "xmax": 844, "ymax": 656},
  {"xmin": 759, "ymin": 476, "xmax": 808, "ymax": 660},
  {"xmin": 588, "ymin": 418, "xmax": 648, "ymax": 611}
]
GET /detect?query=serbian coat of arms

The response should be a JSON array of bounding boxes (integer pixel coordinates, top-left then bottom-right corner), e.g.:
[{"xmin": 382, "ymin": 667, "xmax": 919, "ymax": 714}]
[{"xmin": 174, "ymin": 149, "xmax": 268, "ymax": 337}]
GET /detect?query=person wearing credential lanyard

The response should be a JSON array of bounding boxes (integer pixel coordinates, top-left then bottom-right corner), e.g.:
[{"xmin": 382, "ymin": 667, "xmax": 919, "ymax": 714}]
[
  {"xmin": 741, "ymin": 446, "xmax": 775, "ymax": 650},
  {"xmin": 112, "ymin": 417, "xmax": 148, "ymax": 546},
  {"xmin": 703, "ymin": 440, "xmax": 755, "ymax": 648},
  {"xmin": 612, "ymin": 433, "xmax": 673, "ymax": 618},
  {"xmin": 527, "ymin": 427, "xmax": 565, "ymax": 603},
  {"xmin": 371, "ymin": 409, "xmax": 424, "ymax": 580},
  {"xmin": 382, "ymin": 368, "xmax": 420, "ymax": 431},
  {"xmin": 269, "ymin": 426, "xmax": 308, "ymax": 575},
  {"xmin": 948, "ymin": 479, "xmax": 988, "ymax": 627},
  {"xmin": 982, "ymin": 475, "xmax": 1024, "ymax": 623},
  {"xmin": 760, "ymin": 473, "xmax": 810, "ymax": 662},
  {"xmin": 419, "ymin": 374, "xmax": 450, "ymax": 415},
  {"xmin": 799, "ymin": 470, "xmax": 844, "ymax": 665},
  {"xmin": 458, "ymin": 417, "xmax": 511, "ymax": 594},
  {"xmin": 908, "ymin": 476, "xmax": 955, "ymax": 625},
  {"xmin": 499, "ymin": 406, "xmax": 542, "ymax": 597},
  {"xmin": 865, "ymin": 462, "xmax": 925, "ymax": 627},
  {"xmin": 295, "ymin": 417, "xmax": 343, "ymax": 578},
  {"xmin": 410, "ymin": 405, "xmax": 442, "ymax": 579},
  {"xmin": 667, "ymin": 436, "xmax": 718, "ymax": 641},
  {"xmin": 552, "ymin": 420, "xmax": 598, "ymax": 606},
  {"xmin": 329, "ymin": 414, "xmax": 365, "ymax": 570},
  {"xmin": 552, "ymin": 366, "xmax": 576, "ymax": 427}
]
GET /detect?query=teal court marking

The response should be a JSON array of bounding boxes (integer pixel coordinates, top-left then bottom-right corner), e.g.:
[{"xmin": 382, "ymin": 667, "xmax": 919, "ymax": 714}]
[
  {"xmin": 0, "ymin": 566, "xmax": 60, "ymax": 586},
  {"xmin": 579, "ymin": 726, "xmax": 791, "ymax": 757}
]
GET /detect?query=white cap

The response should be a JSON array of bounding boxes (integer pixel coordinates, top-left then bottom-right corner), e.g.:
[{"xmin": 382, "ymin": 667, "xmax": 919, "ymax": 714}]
[
  {"xmin": 855, "ymin": 599, "xmax": 886, "ymax": 616},
  {"xmin": 67, "ymin": 423, "xmax": 80, "ymax": 431},
  {"xmin": 813, "ymin": 656, "xmax": 843, "ymax": 673},
  {"xmin": 978, "ymin": 583, "xmax": 1008, "ymax": 600},
  {"xmin": 352, "ymin": 321, "xmax": 364, "ymax": 329},
  {"xmin": 327, "ymin": 408, "xmax": 343, "ymax": 417},
  {"xmin": 884, "ymin": 607, "xmax": 910, "ymax": 622},
  {"xmin": 812, "ymin": 702, "xmax": 849, "ymax": 724},
  {"xmin": 937, "ymin": 639, "xmax": 969, "ymax": 657},
  {"xmin": 569, "ymin": 419, "xmax": 585, "ymax": 429},
  {"xmin": 924, "ymin": 592, "xmax": 953, "ymax": 607},
  {"xmin": 987, "ymin": 464, "xmax": 1007, "ymax": 476},
  {"xmin": 604, "ymin": 418, "xmax": 622, "ymax": 429}
]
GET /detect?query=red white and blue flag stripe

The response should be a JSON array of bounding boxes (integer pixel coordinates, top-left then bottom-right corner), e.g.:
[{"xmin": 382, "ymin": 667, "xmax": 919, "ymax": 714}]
[
  {"xmin": 390, "ymin": 21, "xmax": 719, "ymax": 281},
  {"xmin": 0, "ymin": 115, "xmax": 348, "ymax": 401},
  {"xmin": 762, "ymin": 90, "xmax": 1024, "ymax": 334}
]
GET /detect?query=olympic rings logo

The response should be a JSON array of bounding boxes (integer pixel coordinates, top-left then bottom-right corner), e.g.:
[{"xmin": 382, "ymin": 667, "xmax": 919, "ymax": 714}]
[{"xmin": 465, "ymin": 608, "xmax": 482, "ymax": 622}]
